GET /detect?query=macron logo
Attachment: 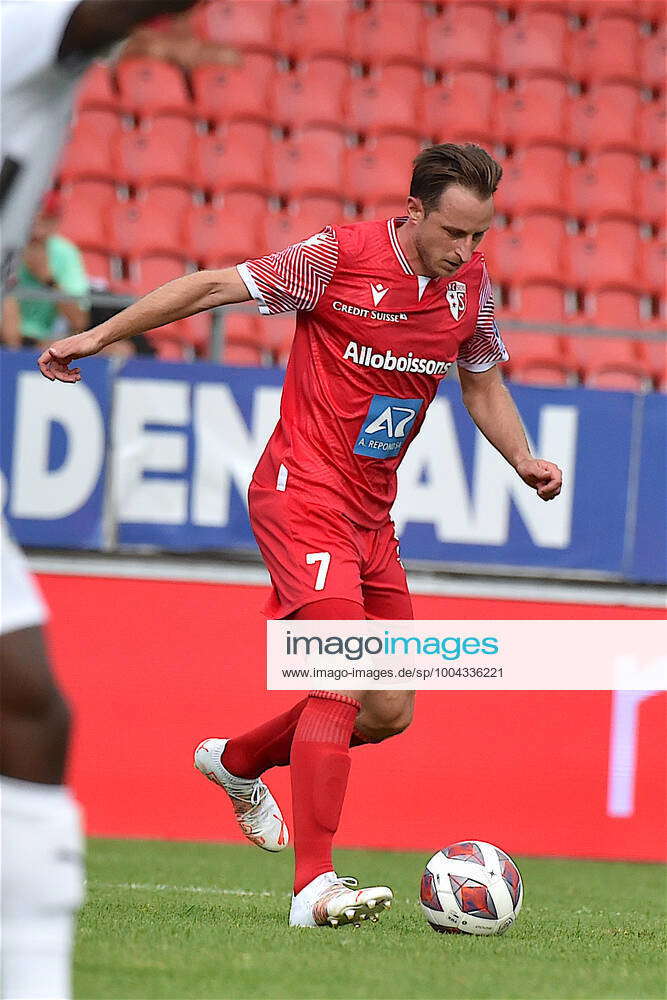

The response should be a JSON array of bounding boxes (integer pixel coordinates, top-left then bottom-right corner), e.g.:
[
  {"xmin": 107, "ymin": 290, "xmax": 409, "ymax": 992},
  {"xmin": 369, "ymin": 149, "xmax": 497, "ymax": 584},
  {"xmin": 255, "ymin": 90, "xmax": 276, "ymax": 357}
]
[{"xmin": 370, "ymin": 282, "xmax": 389, "ymax": 307}]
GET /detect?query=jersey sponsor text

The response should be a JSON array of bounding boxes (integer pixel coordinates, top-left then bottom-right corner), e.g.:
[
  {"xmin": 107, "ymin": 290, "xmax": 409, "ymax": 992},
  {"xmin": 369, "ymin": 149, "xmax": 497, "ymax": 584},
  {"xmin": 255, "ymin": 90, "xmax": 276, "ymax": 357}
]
[{"xmin": 343, "ymin": 340, "xmax": 451, "ymax": 377}]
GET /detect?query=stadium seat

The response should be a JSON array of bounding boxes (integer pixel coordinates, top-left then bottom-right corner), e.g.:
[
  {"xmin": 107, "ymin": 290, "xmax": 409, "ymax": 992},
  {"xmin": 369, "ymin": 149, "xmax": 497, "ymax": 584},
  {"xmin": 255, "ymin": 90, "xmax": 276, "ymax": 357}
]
[
  {"xmin": 222, "ymin": 342, "xmax": 264, "ymax": 366},
  {"xmin": 218, "ymin": 313, "xmax": 264, "ymax": 366},
  {"xmin": 643, "ymin": 338, "xmax": 667, "ymax": 387},
  {"xmin": 349, "ymin": 3, "xmax": 425, "ymax": 66},
  {"xmin": 58, "ymin": 180, "xmax": 117, "ymax": 251},
  {"xmin": 363, "ymin": 197, "xmax": 408, "ymax": 221},
  {"xmin": 136, "ymin": 183, "xmax": 193, "ymax": 220},
  {"xmin": 127, "ymin": 254, "xmax": 210, "ymax": 355},
  {"xmin": 192, "ymin": 122, "xmax": 272, "ymax": 196},
  {"xmin": 185, "ymin": 196, "xmax": 267, "ymax": 267},
  {"xmin": 115, "ymin": 58, "xmax": 192, "ymax": 119},
  {"xmin": 491, "ymin": 214, "xmax": 566, "ymax": 286},
  {"xmin": 638, "ymin": 236, "xmax": 667, "ymax": 297},
  {"xmin": 586, "ymin": 289, "xmax": 646, "ymax": 327},
  {"xmin": 569, "ymin": 82, "xmax": 640, "ymax": 152},
  {"xmin": 638, "ymin": 94, "xmax": 666, "ymax": 159},
  {"xmin": 271, "ymin": 59, "xmax": 349, "ymax": 132},
  {"xmin": 494, "ymin": 144, "xmax": 567, "ymax": 217},
  {"xmin": 422, "ymin": 70, "xmax": 496, "ymax": 142},
  {"xmin": 564, "ymin": 151, "xmax": 640, "ymax": 220},
  {"xmin": 107, "ymin": 199, "xmax": 187, "ymax": 258},
  {"xmin": 194, "ymin": 0, "xmax": 278, "ymax": 53},
  {"xmin": 345, "ymin": 135, "xmax": 420, "ymax": 207},
  {"xmin": 346, "ymin": 66, "xmax": 424, "ymax": 138},
  {"xmin": 274, "ymin": 1, "xmax": 351, "ymax": 61},
  {"xmin": 270, "ymin": 128, "xmax": 347, "ymax": 200},
  {"xmin": 423, "ymin": 3, "xmax": 497, "ymax": 73},
  {"xmin": 584, "ymin": 368, "xmax": 650, "ymax": 391},
  {"xmin": 567, "ymin": 219, "xmax": 641, "ymax": 290},
  {"xmin": 567, "ymin": 330, "xmax": 648, "ymax": 388},
  {"xmin": 262, "ymin": 200, "xmax": 343, "ymax": 254},
  {"xmin": 80, "ymin": 249, "xmax": 114, "ymax": 288},
  {"xmin": 73, "ymin": 62, "xmax": 118, "ymax": 114},
  {"xmin": 640, "ymin": 21, "xmax": 667, "ymax": 89},
  {"xmin": 75, "ymin": 109, "xmax": 124, "ymax": 145},
  {"xmin": 57, "ymin": 122, "xmax": 121, "ymax": 184},
  {"xmin": 495, "ymin": 75, "xmax": 568, "ymax": 146},
  {"xmin": 513, "ymin": 280, "xmax": 569, "ymax": 325},
  {"xmin": 637, "ymin": 162, "xmax": 665, "ymax": 228},
  {"xmin": 191, "ymin": 56, "xmax": 276, "ymax": 126},
  {"xmin": 569, "ymin": 15, "xmax": 641, "ymax": 82},
  {"xmin": 262, "ymin": 313, "xmax": 297, "ymax": 365},
  {"xmin": 497, "ymin": 8, "xmax": 570, "ymax": 76},
  {"xmin": 296, "ymin": 196, "xmax": 347, "ymax": 228},
  {"xmin": 112, "ymin": 118, "xmax": 195, "ymax": 188}
]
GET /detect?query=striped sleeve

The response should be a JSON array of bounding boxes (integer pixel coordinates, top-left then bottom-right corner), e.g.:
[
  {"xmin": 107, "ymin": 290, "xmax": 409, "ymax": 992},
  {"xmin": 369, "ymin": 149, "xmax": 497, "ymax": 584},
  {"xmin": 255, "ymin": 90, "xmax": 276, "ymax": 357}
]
[
  {"xmin": 456, "ymin": 260, "xmax": 509, "ymax": 372},
  {"xmin": 236, "ymin": 226, "xmax": 339, "ymax": 315}
]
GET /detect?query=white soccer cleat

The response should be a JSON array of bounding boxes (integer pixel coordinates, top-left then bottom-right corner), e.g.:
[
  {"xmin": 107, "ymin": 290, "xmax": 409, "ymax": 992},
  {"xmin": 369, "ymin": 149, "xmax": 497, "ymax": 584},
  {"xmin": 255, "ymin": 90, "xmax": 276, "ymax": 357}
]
[
  {"xmin": 289, "ymin": 871, "xmax": 393, "ymax": 928},
  {"xmin": 193, "ymin": 737, "xmax": 289, "ymax": 852}
]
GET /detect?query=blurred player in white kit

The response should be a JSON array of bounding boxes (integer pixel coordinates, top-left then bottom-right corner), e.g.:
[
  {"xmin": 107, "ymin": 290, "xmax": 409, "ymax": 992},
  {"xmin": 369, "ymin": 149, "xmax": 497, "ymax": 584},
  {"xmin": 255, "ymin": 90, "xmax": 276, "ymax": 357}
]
[{"xmin": 0, "ymin": 4, "xmax": 196, "ymax": 996}]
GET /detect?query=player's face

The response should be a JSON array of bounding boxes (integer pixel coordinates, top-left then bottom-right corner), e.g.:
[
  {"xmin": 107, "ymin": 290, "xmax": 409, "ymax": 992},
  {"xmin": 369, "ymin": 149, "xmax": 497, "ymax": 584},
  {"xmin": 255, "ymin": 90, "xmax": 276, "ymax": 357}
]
[{"xmin": 408, "ymin": 185, "xmax": 494, "ymax": 279}]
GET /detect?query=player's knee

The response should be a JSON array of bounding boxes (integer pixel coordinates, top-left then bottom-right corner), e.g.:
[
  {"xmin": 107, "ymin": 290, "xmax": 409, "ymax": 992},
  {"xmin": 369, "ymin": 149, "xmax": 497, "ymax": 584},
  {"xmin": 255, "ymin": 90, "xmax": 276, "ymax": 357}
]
[{"xmin": 358, "ymin": 695, "xmax": 414, "ymax": 742}]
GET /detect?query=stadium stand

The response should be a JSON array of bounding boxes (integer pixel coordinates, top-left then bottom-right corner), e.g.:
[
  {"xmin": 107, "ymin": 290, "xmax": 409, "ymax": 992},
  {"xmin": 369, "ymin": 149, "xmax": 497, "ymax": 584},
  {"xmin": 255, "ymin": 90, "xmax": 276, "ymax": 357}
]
[{"xmin": 52, "ymin": 0, "xmax": 665, "ymax": 387}]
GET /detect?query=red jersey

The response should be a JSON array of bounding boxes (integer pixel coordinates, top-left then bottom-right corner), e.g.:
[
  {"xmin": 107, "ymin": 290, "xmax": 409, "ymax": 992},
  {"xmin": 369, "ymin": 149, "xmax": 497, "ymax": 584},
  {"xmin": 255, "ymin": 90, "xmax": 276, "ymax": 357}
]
[{"xmin": 237, "ymin": 217, "xmax": 508, "ymax": 529}]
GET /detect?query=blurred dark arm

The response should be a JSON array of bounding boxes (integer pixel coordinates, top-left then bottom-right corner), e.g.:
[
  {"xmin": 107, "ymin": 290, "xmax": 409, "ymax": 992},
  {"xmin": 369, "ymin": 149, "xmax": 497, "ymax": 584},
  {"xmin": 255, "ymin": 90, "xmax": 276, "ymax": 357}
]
[{"xmin": 58, "ymin": 0, "xmax": 197, "ymax": 59}]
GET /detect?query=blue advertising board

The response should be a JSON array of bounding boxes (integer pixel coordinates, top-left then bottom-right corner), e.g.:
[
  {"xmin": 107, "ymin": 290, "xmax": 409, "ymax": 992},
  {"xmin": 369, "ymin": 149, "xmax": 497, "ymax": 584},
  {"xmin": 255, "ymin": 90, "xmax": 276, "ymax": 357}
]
[{"xmin": 1, "ymin": 348, "xmax": 664, "ymax": 582}]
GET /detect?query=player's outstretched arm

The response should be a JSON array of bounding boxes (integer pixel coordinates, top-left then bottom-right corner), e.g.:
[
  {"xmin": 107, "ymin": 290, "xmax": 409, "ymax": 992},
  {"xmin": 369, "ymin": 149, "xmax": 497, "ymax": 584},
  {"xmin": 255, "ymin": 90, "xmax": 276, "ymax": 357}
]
[
  {"xmin": 458, "ymin": 365, "xmax": 562, "ymax": 501},
  {"xmin": 38, "ymin": 267, "xmax": 252, "ymax": 383}
]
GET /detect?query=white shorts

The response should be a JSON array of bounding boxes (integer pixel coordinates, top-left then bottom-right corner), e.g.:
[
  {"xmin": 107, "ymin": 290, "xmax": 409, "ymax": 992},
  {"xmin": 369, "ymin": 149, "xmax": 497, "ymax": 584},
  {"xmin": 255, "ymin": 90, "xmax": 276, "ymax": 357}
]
[{"xmin": 1, "ymin": 517, "xmax": 48, "ymax": 636}]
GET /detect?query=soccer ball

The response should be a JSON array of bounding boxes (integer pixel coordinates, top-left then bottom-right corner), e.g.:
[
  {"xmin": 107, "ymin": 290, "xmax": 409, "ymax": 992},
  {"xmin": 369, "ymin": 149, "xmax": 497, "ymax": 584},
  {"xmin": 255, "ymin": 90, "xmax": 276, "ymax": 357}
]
[{"xmin": 419, "ymin": 840, "xmax": 523, "ymax": 936}]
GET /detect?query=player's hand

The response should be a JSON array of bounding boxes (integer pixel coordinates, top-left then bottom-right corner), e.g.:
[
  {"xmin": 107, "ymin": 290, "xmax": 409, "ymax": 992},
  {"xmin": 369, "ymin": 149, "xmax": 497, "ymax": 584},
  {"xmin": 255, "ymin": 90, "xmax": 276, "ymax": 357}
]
[
  {"xmin": 37, "ymin": 330, "xmax": 102, "ymax": 383},
  {"xmin": 516, "ymin": 458, "xmax": 562, "ymax": 501}
]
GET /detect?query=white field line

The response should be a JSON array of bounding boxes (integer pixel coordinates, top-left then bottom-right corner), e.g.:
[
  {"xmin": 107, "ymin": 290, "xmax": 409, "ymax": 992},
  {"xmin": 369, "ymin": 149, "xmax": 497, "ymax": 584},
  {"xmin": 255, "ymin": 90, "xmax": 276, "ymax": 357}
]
[{"xmin": 87, "ymin": 880, "xmax": 417, "ymax": 906}]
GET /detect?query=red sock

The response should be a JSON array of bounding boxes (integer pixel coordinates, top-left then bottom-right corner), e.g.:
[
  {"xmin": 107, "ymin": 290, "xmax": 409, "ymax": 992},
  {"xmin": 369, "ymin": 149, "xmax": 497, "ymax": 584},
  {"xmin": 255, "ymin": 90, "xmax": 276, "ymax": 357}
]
[
  {"xmin": 222, "ymin": 599, "xmax": 367, "ymax": 778},
  {"xmin": 290, "ymin": 691, "xmax": 360, "ymax": 894}
]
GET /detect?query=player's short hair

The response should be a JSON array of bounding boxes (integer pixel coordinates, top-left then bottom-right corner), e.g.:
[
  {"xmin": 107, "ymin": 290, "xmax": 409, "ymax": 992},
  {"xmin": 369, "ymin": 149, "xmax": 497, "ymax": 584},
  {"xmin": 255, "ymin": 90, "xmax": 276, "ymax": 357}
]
[{"xmin": 410, "ymin": 143, "xmax": 502, "ymax": 212}]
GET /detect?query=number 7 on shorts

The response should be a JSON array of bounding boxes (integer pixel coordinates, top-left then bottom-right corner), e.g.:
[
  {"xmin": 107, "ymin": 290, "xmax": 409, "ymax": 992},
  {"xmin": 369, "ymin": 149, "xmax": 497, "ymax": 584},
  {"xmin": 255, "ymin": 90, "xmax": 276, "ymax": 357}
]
[{"xmin": 306, "ymin": 551, "xmax": 331, "ymax": 591}]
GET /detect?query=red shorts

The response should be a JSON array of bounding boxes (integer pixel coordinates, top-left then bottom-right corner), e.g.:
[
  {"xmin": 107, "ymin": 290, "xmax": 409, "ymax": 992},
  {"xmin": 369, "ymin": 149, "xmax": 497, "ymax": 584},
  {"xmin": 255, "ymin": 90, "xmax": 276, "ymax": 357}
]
[{"xmin": 248, "ymin": 481, "xmax": 413, "ymax": 620}]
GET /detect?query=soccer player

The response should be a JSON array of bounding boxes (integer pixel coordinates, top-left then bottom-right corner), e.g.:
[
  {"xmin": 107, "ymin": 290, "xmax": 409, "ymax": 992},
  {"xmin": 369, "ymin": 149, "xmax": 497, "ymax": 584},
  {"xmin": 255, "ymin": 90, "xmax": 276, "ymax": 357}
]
[
  {"xmin": 38, "ymin": 143, "xmax": 563, "ymax": 930},
  {"xmin": 1, "ymin": 4, "xmax": 198, "ymax": 997}
]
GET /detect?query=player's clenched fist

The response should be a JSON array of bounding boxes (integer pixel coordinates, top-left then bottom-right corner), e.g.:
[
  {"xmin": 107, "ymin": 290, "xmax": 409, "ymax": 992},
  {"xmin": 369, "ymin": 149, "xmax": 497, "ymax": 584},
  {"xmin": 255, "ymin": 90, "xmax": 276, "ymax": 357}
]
[
  {"xmin": 38, "ymin": 330, "xmax": 101, "ymax": 383},
  {"xmin": 515, "ymin": 458, "xmax": 563, "ymax": 501}
]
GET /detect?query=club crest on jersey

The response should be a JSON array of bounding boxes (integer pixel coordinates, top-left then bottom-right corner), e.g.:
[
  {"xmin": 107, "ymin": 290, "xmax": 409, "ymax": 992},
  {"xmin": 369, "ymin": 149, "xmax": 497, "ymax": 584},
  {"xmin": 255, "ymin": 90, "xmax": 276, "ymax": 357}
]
[{"xmin": 446, "ymin": 281, "xmax": 467, "ymax": 321}]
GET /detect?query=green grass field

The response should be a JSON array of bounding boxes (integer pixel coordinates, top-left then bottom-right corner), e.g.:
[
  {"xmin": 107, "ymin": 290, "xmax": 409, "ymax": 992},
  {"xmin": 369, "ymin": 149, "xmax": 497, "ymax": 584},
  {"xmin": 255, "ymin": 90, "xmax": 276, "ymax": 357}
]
[{"xmin": 77, "ymin": 838, "xmax": 666, "ymax": 1000}]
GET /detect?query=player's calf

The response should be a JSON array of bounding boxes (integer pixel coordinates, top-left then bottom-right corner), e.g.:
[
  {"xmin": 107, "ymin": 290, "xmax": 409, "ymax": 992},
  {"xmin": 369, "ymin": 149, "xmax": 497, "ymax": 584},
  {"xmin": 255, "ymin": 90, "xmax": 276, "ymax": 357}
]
[{"xmin": 354, "ymin": 690, "xmax": 415, "ymax": 744}]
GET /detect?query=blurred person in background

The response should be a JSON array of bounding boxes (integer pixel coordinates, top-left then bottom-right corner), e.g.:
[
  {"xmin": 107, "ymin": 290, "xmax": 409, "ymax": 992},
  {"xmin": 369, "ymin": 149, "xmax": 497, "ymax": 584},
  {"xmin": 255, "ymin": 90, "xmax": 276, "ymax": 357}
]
[
  {"xmin": 0, "ymin": 3, "xmax": 197, "ymax": 998},
  {"xmin": 1, "ymin": 192, "xmax": 90, "ymax": 349}
]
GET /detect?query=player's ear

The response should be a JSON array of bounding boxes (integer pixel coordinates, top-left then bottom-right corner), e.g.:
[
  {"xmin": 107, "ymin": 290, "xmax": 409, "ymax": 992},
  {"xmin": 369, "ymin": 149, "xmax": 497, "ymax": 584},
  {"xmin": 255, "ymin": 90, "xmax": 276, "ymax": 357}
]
[{"xmin": 406, "ymin": 196, "xmax": 425, "ymax": 223}]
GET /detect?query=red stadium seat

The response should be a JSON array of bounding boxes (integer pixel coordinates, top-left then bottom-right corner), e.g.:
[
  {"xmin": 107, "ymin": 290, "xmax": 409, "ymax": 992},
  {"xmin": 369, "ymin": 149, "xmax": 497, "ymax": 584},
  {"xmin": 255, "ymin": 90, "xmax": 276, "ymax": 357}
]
[
  {"xmin": 567, "ymin": 219, "xmax": 641, "ymax": 290},
  {"xmin": 262, "ymin": 313, "xmax": 297, "ymax": 365},
  {"xmin": 218, "ymin": 314, "xmax": 264, "ymax": 365},
  {"xmin": 136, "ymin": 183, "xmax": 193, "ymax": 220},
  {"xmin": 115, "ymin": 58, "xmax": 192, "ymax": 119},
  {"xmin": 569, "ymin": 15, "xmax": 641, "ymax": 83},
  {"xmin": 271, "ymin": 59, "xmax": 349, "ymax": 132},
  {"xmin": 222, "ymin": 342, "xmax": 264, "ymax": 366},
  {"xmin": 112, "ymin": 118, "xmax": 195, "ymax": 188},
  {"xmin": 274, "ymin": 1, "xmax": 351, "ymax": 61},
  {"xmin": 491, "ymin": 214, "xmax": 566, "ymax": 286},
  {"xmin": 296, "ymin": 196, "xmax": 347, "ymax": 227},
  {"xmin": 422, "ymin": 70, "xmax": 496, "ymax": 142},
  {"xmin": 363, "ymin": 197, "xmax": 408, "ymax": 221},
  {"xmin": 192, "ymin": 122, "xmax": 272, "ymax": 197},
  {"xmin": 184, "ymin": 197, "xmax": 266, "ymax": 267},
  {"xmin": 640, "ymin": 22, "xmax": 667, "ymax": 90},
  {"xmin": 107, "ymin": 199, "xmax": 187, "ymax": 258},
  {"xmin": 638, "ymin": 94, "xmax": 666, "ymax": 159},
  {"xmin": 346, "ymin": 66, "xmax": 424, "ymax": 138},
  {"xmin": 74, "ymin": 62, "xmax": 119, "ymax": 114},
  {"xmin": 270, "ymin": 128, "xmax": 347, "ymax": 200},
  {"xmin": 345, "ymin": 135, "xmax": 420, "ymax": 207},
  {"xmin": 569, "ymin": 82, "xmax": 640, "ymax": 152},
  {"xmin": 191, "ymin": 56, "xmax": 276, "ymax": 126},
  {"xmin": 637, "ymin": 162, "xmax": 665, "ymax": 228},
  {"xmin": 495, "ymin": 75, "xmax": 568, "ymax": 146},
  {"xmin": 80, "ymin": 250, "xmax": 114, "ymax": 288},
  {"xmin": 494, "ymin": 144, "xmax": 568, "ymax": 217},
  {"xmin": 643, "ymin": 338, "xmax": 667, "ymax": 386},
  {"xmin": 349, "ymin": 3, "xmax": 424, "ymax": 66},
  {"xmin": 638, "ymin": 236, "xmax": 667, "ymax": 297},
  {"xmin": 59, "ymin": 180, "xmax": 117, "ymax": 251},
  {"xmin": 586, "ymin": 289, "xmax": 646, "ymax": 327},
  {"xmin": 564, "ymin": 151, "xmax": 640, "ymax": 220},
  {"xmin": 567, "ymin": 330, "xmax": 648, "ymax": 389},
  {"xmin": 262, "ymin": 201, "xmax": 342, "ymax": 254},
  {"xmin": 74, "ymin": 109, "xmax": 124, "ymax": 145},
  {"xmin": 57, "ymin": 123, "xmax": 121, "ymax": 184},
  {"xmin": 423, "ymin": 3, "xmax": 497, "ymax": 72},
  {"xmin": 513, "ymin": 280, "xmax": 569, "ymax": 324},
  {"xmin": 497, "ymin": 8, "xmax": 570, "ymax": 76},
  {"xmin": 585, "ymin": 368, "xmax": 650, "ymax": 391},
  {"xmin": 194, "ymin": 0, "xmax": 277, "ymax": 53}
]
